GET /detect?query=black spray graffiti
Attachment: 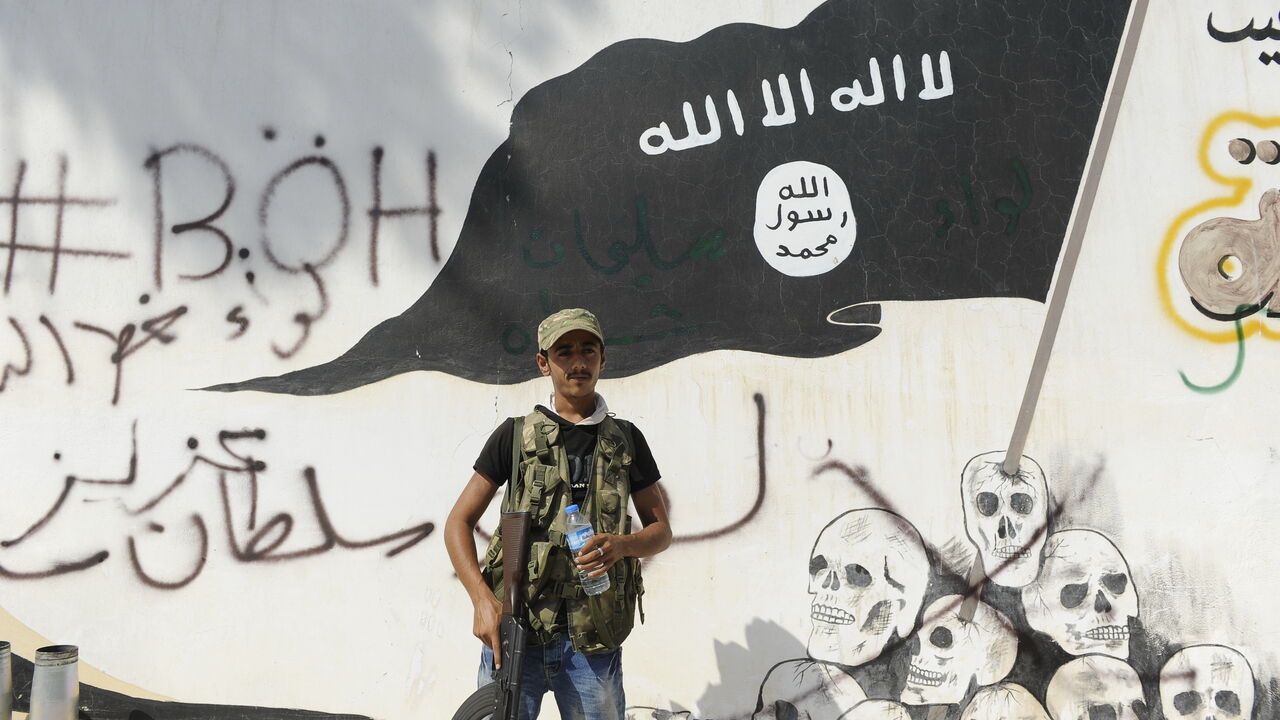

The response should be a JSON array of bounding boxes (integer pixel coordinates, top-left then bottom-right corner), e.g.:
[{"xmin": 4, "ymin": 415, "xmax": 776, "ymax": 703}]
[
  {"xmin": 74, "ymin": 305, "xmax": 188, "ymax": 405},
  {"xmin": 0, "ymin": 156, "xmax": 124, "ymax": 294},
  {"xmin": 0, "ymin": 423, "xmax": 434, "ymax": 589},
  {"xmin": 1206, "ymin": 11, "xmax": 1280, "ymax": 66},
  {"xmin": 0, "ymin": 142, "xmax": 443, "ymax": 403},
  {"xmin": 144, "ymin": 141, "xmax": 439, "ymax": 291}
]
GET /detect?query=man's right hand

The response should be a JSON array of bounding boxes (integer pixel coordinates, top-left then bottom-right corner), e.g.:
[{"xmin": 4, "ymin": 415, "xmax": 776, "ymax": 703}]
[
  {"xmin": 473, "ymin": 592, "xmax": 504, "ymax": 667},
  {"xmin": 445, "ymin": 472, "xmax": 505, "ymax": 664}
]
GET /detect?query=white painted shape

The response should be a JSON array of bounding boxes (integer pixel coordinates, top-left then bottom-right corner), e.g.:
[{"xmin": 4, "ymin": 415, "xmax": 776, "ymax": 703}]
[
  {"xmin": 760, "ymin": 73, "xmax": 797, "ymax": 127},
  {"xmin": 918, "ymin": 51, "xmax": 954, "ymax": 100},
  {"xmin": 753, "ymin": 161, "xmax": 856, "ymax": 277}
]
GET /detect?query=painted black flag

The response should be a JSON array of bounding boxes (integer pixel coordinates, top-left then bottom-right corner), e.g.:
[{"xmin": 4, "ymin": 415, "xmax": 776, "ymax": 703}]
[{"xmin": 215, "ymin": 0, "xmax": 1132, "ymax": 394}]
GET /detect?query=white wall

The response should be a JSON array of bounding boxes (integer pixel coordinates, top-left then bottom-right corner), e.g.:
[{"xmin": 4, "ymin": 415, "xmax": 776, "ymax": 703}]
[{"xmin": 0, "ymin": 2, "xmax": 1277, "ymax": 719}]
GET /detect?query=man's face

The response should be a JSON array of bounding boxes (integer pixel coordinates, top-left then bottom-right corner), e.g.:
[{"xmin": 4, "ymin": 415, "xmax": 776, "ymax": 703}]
[{"xmin": 536, "ymin": 329, "xmax": 605, "ymax": 400}]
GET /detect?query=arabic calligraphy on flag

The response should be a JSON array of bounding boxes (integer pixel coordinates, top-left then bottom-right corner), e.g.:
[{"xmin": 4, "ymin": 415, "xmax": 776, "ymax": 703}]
[{"xmin": 210, "ymin": 0, "xmax": 1133, "ymax": 395}]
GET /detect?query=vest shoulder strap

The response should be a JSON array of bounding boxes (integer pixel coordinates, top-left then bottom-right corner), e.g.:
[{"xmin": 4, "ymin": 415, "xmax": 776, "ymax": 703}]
[
  {"xmin": 606, "ymin": 416, "xmax": 636, "ymax": 454},
  {"xmin": 521, "ymin": 409, "xmax": 560, "ymax": 463},
  {"xmin": 500, "ymin": 415, "xmax": 524, "ymax": 513}
]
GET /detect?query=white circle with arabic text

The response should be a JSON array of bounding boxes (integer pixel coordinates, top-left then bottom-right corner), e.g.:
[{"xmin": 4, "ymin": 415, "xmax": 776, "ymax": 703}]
[{"xmin": 753, "ymin": 161, "xmax": 856, "ymax": 277}]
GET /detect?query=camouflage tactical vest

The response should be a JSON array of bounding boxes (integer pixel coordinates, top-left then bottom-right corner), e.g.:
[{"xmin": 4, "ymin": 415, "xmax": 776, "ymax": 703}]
[{"xmin": 480, "ymin": 409, "xmax": 645, "ymax": 654}]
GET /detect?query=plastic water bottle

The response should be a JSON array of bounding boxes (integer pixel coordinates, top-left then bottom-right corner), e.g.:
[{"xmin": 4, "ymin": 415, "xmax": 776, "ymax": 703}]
[{"xmin": 564, "ymin": 504, "xmax": 611, "ymax": 596}]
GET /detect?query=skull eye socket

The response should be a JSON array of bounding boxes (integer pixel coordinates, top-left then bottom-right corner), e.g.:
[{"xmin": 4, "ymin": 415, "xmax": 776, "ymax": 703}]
[
  {"xmin": 1010, "ymin": 492, "xmax": 1034, "ymax": 514},
  {"xmin": 809, "ymin": 554, "xmax": 828, "ymax": 576},
  {"xmin": 1101, "ymin": 572, "xmax": 1129, "ymax": 595},
  {"xmin": 773, "ymin": 700, "xmax": 800, "ymax": 720},
  {"xmin": 846, "ymin": 563, "xmax": 872, "ymax": 587},
  {"xmin": 1087, "ymin": 704, "xmax": 1118, "ymax": 720},
  {"xmin": 1173, "ymin": 691, "xmax": 1202, "ymax": 715},
  {"xmin": 1060, "ymin": 582, "xmax": 1089, "ymax": 608},
  {"xmin": 928, "ymin": 626, "xmax": 953, "ymax": 649},
  {"xmin": 1214, "ymin": 690, "xmax": 1241, "ymax": 716},
  {"xmin": 976, "ymin": 492, "xmax": 999, "ymax": 516}
]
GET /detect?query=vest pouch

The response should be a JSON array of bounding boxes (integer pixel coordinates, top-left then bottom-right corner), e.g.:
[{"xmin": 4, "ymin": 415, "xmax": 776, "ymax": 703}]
[
  {"xmin": 524, "ymin": 463, "xmax": 563, "ymax": 527},
  {"xmin": 570, "ymin": 585, "xmax": 620, "ymax": 654},
  {"xmin": 570, "ymin": 555, "xmax": 642, "ymax": 654},
  {"xmin": 596, "ymin": 492, "xmax": 622, "ymax": 534},
  {"xmin": 612, "ymin": 513, "xmax": 645, "ymax": 632},
  {"xmin": 568, "ymin": 512, "xmax": 644, "ymax": 655},
  {"xmin": 479, "ymin": 533, "xmax": 503, "ymax": 596},
  {"xmin": 523, "ymin": 539, "xmax": 555, "ymax": 599},
  {"xmin": 525, "ymin": 540, "xmax": 573, "ymax": 643}
]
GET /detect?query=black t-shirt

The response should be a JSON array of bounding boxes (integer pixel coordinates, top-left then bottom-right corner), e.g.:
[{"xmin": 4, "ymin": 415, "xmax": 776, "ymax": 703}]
[{"xmin": 473, "ymin": 406, "xmax": 661, "ymax": 507}]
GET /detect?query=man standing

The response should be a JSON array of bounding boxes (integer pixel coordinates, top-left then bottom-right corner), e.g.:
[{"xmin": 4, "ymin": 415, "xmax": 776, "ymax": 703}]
[{"xmin": 445, "ymin": 308, "xmax": 672, "ymax": 720}]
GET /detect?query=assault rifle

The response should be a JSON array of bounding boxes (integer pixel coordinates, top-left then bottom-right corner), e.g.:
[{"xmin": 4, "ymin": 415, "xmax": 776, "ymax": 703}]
[{"xmin": 452, "ymin": 510, "xmax": 533, "ymax": 720}]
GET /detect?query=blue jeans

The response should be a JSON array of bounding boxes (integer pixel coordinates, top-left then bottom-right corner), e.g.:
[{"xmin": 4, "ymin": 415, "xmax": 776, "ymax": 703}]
[{"xmin": 477, "ymin": 634, "xmax": 624, "ymax": 720}]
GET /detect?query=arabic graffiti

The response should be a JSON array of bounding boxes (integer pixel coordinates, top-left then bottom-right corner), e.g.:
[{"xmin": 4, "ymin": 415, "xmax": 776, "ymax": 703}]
[
  {"xmin": 1179, "ymin": 314, "xmax": 1246, "ymax": 394},
  {"xmin": 73, "ymin": 304, "xmax": 189, "ymax": 405},
  {"xmin": 1207, "ymin": 12, "xmax": 1280, "ymax": 42},
  {"xmin": 0, "ymin": 422, "xmax": 435, "ymax": 589},
  {"xmin": 935, "ymin": 158, "xmax": 1035, "ymax": 239},
  {"xmin": 1205, "ymin": 12, "xmax": 1280, "ymax": 65},
  {"xmin": 753, "ymin": 161, "xmax": 855, "ymax": 277},
  {"xmin": 0, "ymin": 298, "xmax": 364, "ymax": 405},
  {"xmin": 638, "ymin": 53, "xmax": 955, "ymax": 156},
  {"xmin": 0, "ymin": 141, "xmax": 443, "ymax": 400},
  {"xmin": 502, "ymin": 194, "xmax": 727, "ymax": 354}
]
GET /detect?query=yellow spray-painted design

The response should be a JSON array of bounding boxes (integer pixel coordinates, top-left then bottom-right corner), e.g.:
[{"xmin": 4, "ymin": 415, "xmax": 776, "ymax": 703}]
[{"xmin": 1159, "ymin": 111, "xmax": 1280, "ymax": 342}]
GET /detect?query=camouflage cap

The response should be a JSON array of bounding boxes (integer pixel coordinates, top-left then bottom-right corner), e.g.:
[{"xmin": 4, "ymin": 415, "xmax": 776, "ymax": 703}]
[{"xmin": 537, "ymin": 308, "xmax": 604, "ymax": 351}]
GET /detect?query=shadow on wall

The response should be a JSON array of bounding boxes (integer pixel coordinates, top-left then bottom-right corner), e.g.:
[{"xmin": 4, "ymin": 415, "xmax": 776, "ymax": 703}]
[{"xmin": 688, "ymin": 619, "xmax": 809, "ymax": 718}]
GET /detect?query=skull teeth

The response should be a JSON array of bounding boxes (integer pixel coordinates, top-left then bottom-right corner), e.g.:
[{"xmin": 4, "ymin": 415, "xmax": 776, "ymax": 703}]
[
  {"xmin": 810, "ymin": 604, "xmax": 856, "ymax": 625},
  {"xmin": 907, "ymin": 663, "xmax": 946, "ymax": 687},
  {"xmin": 992, "ymin": 546, "xmax": 1031, "ymax": 558},
  {"xmin": 1084, "ymin": 625, "xmax": 1130, "ymax": 641}
]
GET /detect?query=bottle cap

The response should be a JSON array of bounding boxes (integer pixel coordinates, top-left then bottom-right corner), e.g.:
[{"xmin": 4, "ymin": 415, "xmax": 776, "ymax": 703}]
[{"xmin": 564, "ymin": 504, "xmax": 579, "ymax": 514}]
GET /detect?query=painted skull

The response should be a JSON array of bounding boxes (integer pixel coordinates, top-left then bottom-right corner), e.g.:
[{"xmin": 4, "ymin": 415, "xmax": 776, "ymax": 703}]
[
  {"xmin": 1160, "ymin": 645, "xmax": 1255, "ymax": 720},
  {"xmin": 960, "ymin": 451, "xmax": 1049, "ymax": 588},
  {"xmin": 1021, "ymin": 530, "xmax": 1138, "ymax": 659},
  {"xmin": 806, "ymin": 508, "xmax": 930, "ymax": 667},
  {"xmin": 961, "ymin": 683, "xmax": 1051, "ymax": 720},
  {"xmin": 846, "ymin": 699, "xmax": 912, "ymax": 720},
  {"xmin": 901, "ymin": 596, "xmax": 1018, "ymax": 706},
  {"xmin": 1046, "ymin": 655, "xmax": 1147, "ymax": 720},
  {"xmin": 753, "ymin": 659, "xmax": 866, "ymax": 720}
]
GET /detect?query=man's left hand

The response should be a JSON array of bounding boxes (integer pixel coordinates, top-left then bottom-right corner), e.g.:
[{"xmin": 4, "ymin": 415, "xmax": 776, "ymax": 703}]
[{"xmin": 575, "ymin": 533, "xmax": 625, "ymax": 578}]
